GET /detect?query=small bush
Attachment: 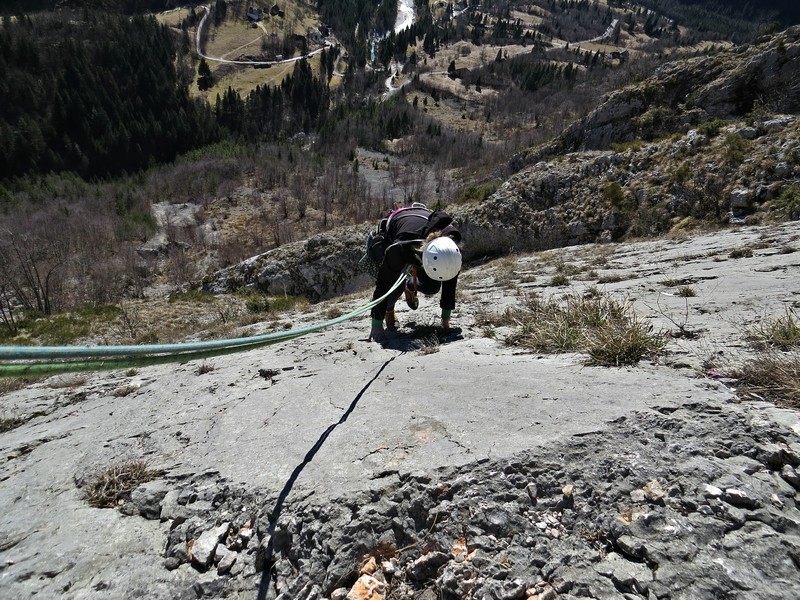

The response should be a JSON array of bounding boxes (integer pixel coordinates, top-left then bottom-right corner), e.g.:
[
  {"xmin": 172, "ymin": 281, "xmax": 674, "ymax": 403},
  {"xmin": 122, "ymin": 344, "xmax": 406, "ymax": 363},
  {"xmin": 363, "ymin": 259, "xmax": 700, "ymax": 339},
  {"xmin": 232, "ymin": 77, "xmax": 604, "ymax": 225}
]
[
  {"xmin": 15, "ymin": 313, "xmax": 91, "ymax": 345},
  {"xmin": 586, "ymin": 317, "xmax": 664, "ymax": 367},
  {"xmin": 1, "ymin": 416, "xmax": 26, "ymax": 433},
  {"xmin": 771, "ymin": 185, "xmax": 800, "ymax": 220},
  {"xmin": 84, "ymin": 460, "xmax": 158, "ymax": 508},
  {"xmin": 729, "ymin": 247, "xmax": 754, "ymax": 258},
  {"xmin": 676, "ymin": 286, "xmax": 697, "ymax": 297},
  {"xmin": 661, "ymin": 277, "xmax": 692, "ymax": 287},
  {"xmin": 550, "ymin": 273, "xmax": 570, "ymax": 287},
  {"xmin": 273, "ymin": 295, "xmax": 308, "ymax": 312},
  {"xmin": 245, "ymin": 294, "xmax": 272, "ymax": 313},
  {"xmin": 673, "ymin": 163, "xmax": 691, "ymax": 184},
  {"xmin": 413, "ymin": 335, "xmax": 440, "ymax": 355},
  {"xmin": 243, "ymin": 293, "xmax": 308, "ymax": 315},
  {"xmin": 458, "ymin": 181, "xmax": 499, "ymax": 204},
  {"xmin": 197, "ymin": 363, "xmax": 215, "ymax": 375},
  {"xmin": 597, "ymin": 273, "xmax": 625, "ymax": 284},
  {"xmin": 610, "ymin": 140, "xmax": 645, "ymax": 153},
  {"xmin": 168, "ymin": 290, "xmax": 215, "ymax": 304},
  {"xmin": 723, "ymin": 133, "xmax": 748, "ymax": 166},
  {"xmin": 602, "ymin": 182, "xmax": 626, "ymax": 207},
  {"xmin": 697, "ymin": 118, "xmax": 726, "ymax": 138},
  {"xmin": 555, "ymin": 262, "xmax": 583, "ymax": 276}
]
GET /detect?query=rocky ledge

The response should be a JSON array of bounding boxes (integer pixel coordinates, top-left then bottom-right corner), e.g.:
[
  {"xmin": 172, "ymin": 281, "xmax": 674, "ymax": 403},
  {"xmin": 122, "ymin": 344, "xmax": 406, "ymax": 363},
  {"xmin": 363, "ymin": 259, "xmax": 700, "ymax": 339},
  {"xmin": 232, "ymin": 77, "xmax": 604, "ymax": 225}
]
[
  {"xmin": 3, "ymin": 222, "xmax": 800, "ymax": 599},
  {"xmin": 153, "ymin": 398, "xmax": 800, "ymax": 600}
]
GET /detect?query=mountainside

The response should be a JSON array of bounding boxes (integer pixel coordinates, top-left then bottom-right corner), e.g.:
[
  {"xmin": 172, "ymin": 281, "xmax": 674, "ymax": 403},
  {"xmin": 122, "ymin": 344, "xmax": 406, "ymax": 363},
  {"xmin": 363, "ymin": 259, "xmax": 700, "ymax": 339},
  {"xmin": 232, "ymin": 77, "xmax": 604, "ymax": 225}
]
[{"xmin": 205, "ymin": 25, "xmax": 800, "ymax": 301}]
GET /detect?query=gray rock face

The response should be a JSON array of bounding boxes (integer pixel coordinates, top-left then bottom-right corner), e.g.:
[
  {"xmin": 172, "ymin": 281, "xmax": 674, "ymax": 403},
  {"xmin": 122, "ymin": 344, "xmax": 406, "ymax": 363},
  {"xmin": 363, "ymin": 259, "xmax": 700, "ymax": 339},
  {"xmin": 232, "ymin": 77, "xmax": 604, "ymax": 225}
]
[
  {"xmin": 3, "ymin": 222, "xmax": 800, "ymax": 599},
  {"xmin": 130, "ymin": 480, "xmax": 171, "ymax": 520},
  {"xmin": 730, "ymin": 187, "xmax": 753, "ymax": 211},
  {"xmin": 200, "ymin": 401, "xmax": 800, "ymax": 600},
  {"xmin": 202, "ymin": 225, "xmax": 374, "ymax": 301},
  {"xmin": 190, "ymin": 523, "xmax": 230, "ymax": 569}
]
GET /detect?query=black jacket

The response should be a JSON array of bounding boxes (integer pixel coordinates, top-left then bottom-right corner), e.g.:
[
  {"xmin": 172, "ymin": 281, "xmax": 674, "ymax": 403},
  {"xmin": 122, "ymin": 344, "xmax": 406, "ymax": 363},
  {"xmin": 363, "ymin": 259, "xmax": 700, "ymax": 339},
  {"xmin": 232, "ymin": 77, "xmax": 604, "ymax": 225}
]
[{"xmin": 370, "ymin": 208, "xmax": 462, "ymax": 320}]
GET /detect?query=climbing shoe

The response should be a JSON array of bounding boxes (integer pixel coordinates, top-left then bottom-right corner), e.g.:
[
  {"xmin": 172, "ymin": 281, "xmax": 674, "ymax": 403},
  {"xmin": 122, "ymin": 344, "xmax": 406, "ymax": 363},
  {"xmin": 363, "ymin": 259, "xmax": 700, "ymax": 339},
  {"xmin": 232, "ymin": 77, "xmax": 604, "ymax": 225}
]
[
  {"xmin": 385, "ymin": 309, "xmax": 398, "ymax": 330},
  {"xmin": 404, "ymin": 287, "xmax": 419, "ymax": 310}
]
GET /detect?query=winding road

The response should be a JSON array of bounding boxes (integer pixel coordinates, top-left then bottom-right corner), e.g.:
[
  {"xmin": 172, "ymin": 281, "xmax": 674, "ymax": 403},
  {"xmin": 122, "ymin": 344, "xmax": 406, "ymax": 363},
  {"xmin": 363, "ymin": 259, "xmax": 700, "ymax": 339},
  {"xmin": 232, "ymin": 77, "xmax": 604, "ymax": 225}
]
[{"xmin": 195, "ymin": 4, "xmax": 331, "ymax": 67}]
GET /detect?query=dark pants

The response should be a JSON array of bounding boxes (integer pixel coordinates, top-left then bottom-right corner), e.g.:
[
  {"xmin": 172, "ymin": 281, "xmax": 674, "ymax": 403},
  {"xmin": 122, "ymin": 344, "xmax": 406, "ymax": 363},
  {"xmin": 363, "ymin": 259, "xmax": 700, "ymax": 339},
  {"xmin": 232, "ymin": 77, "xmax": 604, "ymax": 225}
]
[{"xmin": 386, "ymin": 267, "xmax": 441, "ymax": 309}]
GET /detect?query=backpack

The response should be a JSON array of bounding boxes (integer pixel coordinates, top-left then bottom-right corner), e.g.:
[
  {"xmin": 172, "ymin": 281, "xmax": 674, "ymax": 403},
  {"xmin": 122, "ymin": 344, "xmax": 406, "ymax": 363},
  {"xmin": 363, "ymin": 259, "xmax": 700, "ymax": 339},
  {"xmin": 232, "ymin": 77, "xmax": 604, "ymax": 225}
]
[
  {"xmin": 358, "ymin": 229, "xmax": 387, "ymax": 279},
  {"xmin": 358, "ymin": 203, "xmax": 429, "ymax": 279}
]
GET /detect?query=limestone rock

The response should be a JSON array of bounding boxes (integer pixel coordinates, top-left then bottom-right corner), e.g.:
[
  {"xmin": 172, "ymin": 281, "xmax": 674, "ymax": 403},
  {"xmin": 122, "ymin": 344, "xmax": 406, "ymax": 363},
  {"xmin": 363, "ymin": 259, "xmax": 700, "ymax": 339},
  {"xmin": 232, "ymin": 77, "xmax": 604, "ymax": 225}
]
[
  {"xmin": 346, "ymin": 574, "xmax": 386, "ymax": 600},
  {"xmin": 406, "ymin": 551, "xmax": 450, "ymax": 581},
  {"xmin": 190, "ymin": 523, "xmax": 230, "ymax": 569},
  {"xmin": 130, "ymin": 480, "xmax": 170, "ymax": 520}
]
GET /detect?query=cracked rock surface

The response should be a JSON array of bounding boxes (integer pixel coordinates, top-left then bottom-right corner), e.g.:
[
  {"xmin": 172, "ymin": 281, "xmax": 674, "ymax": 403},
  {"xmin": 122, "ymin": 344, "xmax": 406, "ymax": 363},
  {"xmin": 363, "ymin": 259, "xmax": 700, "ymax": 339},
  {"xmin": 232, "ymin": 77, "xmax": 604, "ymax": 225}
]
[{"xmin": 1, "ymin": 222, "xmax": 800, "ymax": 599}]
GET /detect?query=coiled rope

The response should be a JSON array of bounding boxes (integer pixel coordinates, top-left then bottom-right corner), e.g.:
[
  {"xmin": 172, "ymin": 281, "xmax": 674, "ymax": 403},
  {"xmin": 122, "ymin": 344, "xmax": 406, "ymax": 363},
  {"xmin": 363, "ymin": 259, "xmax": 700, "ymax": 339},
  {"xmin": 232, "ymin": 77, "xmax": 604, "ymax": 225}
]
[{"xmin": 0, "ymin": 272, "xmax": 406, "ymax": 378}]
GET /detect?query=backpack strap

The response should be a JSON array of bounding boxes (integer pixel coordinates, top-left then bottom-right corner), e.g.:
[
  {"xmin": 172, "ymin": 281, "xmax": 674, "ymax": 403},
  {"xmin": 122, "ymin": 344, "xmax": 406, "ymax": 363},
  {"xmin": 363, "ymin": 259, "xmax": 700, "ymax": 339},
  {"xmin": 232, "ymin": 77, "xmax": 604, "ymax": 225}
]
[
  {"xmin": 383, "ymin": 238, "xmax": 425, "ymax": 253},
  {"xmin": 385, "ymin": 204, "xmax": 431, "ymax": 232}
]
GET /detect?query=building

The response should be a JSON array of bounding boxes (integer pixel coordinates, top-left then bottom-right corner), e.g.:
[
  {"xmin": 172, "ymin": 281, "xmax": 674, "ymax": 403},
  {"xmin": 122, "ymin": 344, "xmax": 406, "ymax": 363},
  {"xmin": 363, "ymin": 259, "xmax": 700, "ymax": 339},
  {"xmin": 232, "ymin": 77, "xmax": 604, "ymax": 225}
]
[{"xmin": 246, "ymin": 7, "xmax": 262, "ymax": 23}]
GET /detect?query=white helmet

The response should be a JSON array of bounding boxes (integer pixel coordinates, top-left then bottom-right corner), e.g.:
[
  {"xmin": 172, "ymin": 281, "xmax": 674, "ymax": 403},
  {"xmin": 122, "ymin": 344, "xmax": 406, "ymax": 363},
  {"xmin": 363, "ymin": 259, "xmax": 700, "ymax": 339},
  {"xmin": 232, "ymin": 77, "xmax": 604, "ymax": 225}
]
[{"xmin": 422, "ymin": 236, "xmax": 462, "ymax": 281}]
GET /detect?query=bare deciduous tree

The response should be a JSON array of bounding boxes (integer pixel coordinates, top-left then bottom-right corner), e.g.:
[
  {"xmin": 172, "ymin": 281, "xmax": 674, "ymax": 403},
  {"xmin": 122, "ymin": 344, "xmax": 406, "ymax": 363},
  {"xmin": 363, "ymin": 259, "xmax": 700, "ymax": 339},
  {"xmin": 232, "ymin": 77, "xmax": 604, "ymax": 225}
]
[{"xmin": 0, "ymin": 215, "xmax": 72, "ymax": 315}]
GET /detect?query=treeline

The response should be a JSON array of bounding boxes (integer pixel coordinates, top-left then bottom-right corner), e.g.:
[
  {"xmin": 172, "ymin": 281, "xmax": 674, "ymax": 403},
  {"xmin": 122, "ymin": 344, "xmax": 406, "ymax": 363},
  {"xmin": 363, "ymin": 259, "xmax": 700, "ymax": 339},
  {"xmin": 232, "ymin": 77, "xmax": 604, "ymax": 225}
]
[
  {"xmin": 2, "ymin": 1, "xmax": 192, "ymax": 15},
  {"xmin": 0, "ymin": 11, "xmax": 220, "ymax": 180},
  {"xmin": 317, "ymin": 0, "xmax": 398, "ymax": 66},
  {"xmin": 213, "ymin": 55, "xmax": 333, "ymax": 140},
  {"xmin": 620, "ymin": 0, "xmax": 800, "ymax": 40}
]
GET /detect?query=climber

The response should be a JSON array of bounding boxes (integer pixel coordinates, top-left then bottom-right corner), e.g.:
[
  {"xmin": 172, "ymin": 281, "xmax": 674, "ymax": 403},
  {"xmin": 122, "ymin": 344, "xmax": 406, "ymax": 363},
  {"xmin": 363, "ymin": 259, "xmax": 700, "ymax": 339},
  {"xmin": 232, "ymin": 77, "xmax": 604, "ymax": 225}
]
[{"xmin": 367, "ymin": 205, "xmax": 462, "ymax": 343}]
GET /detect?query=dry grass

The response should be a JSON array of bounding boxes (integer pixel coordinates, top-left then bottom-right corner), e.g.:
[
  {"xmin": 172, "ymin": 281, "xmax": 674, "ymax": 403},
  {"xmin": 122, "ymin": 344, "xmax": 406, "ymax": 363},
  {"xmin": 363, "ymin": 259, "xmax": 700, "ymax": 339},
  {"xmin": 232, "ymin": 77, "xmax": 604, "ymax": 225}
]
[
  {"xmin": 206, "ymin": 20, "xmax": 267, "ymax": 58},
  {"xmin": 729, "ymin": 247, "xmax": 754, "ymax": 259},
  {"xmin": 84, "ymin": 460, "xmax": 159, "ymax": 508},
  {"xmin": 748, "ymin": 309, "xmax": 800, "ymax": 350},
  {"xmin": 505, "ymin": 292, "xmax": 664, "ymax": 366},
  {"xmin": 0, "ymin": 377, "xmax": 37, "ymax": 394},
  {"xmin": 412, "ymin": 335, "xmax": 440, "ymax": 355},
  {"xmin": 197, "ymin": 362, "xmax": 215, "ymax": 375},
  {"xmin": 46, "ymin": 375, "xmax": 89, "ymax": 389},
  {"xmin": 112, "ymin": 385, "xmax": 139, "ymax": 398},
  {"xmin": 9, "ymin": 289, "xmax": 310, "ymax": 348},
  {"xmin": 730, "ymin": 352, "xmax": 800, "ymax": 409},
  {"xmin": 473, "ymin": 307, "xmax": 517, "ymax": 328},
  {"xmin": 0, "ymin": 415, "xmax": 26, "ymax": 433},
  {"xmin": 154, "ymin": 7, "xmax": 191, "ymax": 27}
]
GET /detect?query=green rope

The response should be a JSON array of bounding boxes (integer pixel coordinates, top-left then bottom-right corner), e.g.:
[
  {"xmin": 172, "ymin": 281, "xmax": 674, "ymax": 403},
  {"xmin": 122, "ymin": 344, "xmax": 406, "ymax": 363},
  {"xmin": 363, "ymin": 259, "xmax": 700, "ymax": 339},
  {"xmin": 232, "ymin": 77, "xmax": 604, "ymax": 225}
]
[{"xmin": 0, "ymin": 271, "xmax": 406, "ymax": 377}]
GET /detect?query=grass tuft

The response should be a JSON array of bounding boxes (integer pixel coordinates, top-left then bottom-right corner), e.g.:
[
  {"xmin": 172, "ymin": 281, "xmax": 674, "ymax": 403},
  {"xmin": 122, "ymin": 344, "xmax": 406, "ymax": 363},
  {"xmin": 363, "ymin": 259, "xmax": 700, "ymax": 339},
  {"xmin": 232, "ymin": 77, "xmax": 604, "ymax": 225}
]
[
  {"xmin": 505, "ymin": 292, "xmax": 664, "ymax": 366},
  {"xmin": 196, "ymin": 362, "xmax": 215, "ymax": 375},
  {"xmin": 0, "ymin": 416, "xmax": 26, "ymax": 433},
  {"xmin": 0, "ymin": 377, "xmax": 38, "ymax": 394},
  {"xmin": 748, "ymin": 309, "xmax": 800, "ymax": 350},
  {"xmin": 730, "ymin": 352, "xmax": 800, "ymax": 408},
  {"xmin": 729, "ymin": 247, "xmax": 754, "ymax": 259},
  {"xmin": 84, "ymin": 460, "xmax": 158, "ymax": 508}
]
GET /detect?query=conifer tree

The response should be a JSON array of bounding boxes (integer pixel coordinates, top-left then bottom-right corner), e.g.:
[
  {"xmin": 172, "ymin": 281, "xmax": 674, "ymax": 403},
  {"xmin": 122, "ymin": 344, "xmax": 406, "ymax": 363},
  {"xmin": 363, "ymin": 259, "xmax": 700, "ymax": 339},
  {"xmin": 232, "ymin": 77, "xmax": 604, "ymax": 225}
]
[{"xmin": 197, "ymin": 58, "xmax": 213, "ymax": 91}]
